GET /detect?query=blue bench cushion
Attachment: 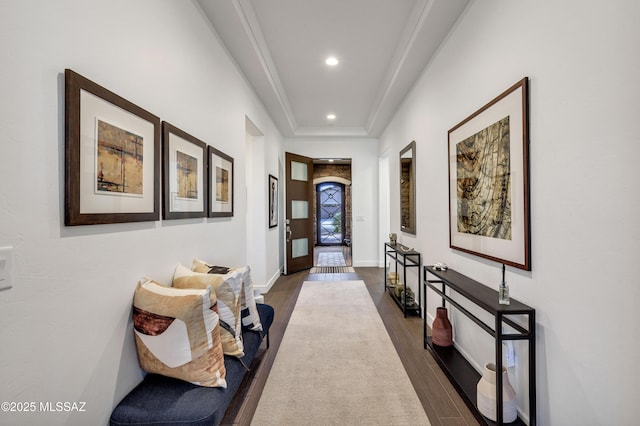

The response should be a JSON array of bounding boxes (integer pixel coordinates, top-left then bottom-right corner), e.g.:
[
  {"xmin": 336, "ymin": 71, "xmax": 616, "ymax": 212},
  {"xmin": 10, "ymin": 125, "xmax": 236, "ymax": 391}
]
[{"xmin": 110, "ymin": 303, "xmax": 274, "ymax": 426}]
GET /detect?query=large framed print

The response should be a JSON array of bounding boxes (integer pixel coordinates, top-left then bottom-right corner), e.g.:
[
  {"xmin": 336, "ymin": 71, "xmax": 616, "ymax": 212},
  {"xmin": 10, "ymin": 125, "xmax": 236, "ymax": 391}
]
[
  {"xmin": 162, "ymin": 122, "xmax": 208, "ymax": 220},
  {"xmin": 64, "ymin": 69, "xmax": 160, "ymax": 226},
  {"xmin": 208, "ymin": 146, "xmax": 234, "ymax": 217},
  {"xmin": 268, "ymin": 174, "xmax": 278, "ymax": 228},
  {"xmin": 448, "ymin": 77, "xmax": 531, "ymax": 270}
]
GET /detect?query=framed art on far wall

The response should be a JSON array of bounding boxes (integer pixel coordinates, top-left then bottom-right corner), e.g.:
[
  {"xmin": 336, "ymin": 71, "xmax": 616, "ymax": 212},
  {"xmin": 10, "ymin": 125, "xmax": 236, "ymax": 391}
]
[
  {"xmin": 64, "ymin": 69, "xmax": 161, "ymax": 226},
  {"xmin": 162, "ymin": 122, "xmax": 208, "ymax": 220},
  {"xmin": 208, "ymin": 146, "xmax": 234, "ymax": 217},
  {"xmin": 268, "ymin": 174, "xmax": 278, "ymax": 228},
  {"xmin": 448, "ymin": 77, "xmax": 531, "ymax": 270}
]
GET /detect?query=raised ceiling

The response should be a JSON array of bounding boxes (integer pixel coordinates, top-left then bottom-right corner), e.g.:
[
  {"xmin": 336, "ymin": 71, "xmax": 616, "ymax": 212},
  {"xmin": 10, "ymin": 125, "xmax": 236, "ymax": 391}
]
[{"xmin": 198, "ymin": 0, "xmax": 469, "ymax": 138}]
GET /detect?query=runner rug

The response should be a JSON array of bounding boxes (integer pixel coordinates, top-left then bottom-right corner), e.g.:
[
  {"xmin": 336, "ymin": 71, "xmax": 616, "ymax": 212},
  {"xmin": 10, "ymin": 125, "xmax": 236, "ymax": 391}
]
[{"xmin": 251, "ymin": 280, "xmax": 430, "ymax": 425}]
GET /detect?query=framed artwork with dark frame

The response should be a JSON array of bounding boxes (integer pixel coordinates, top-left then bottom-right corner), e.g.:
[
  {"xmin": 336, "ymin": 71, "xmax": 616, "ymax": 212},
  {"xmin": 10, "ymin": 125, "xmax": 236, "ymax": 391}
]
[
  {"xmin": 268, "ymin": 174, "xmax": 278, "ymax": 228},
  {"xmin": 448, "ymin": 77, "xmax": 531, "ymax": 270},
  {"xmin": 162, "ymin": 122, "xmax": 208, "ymax": 220},
  {"xmin": 208, "ymin": 146, "xmax": 234, "ymax": 217},
  {"xmin": 64, "ymin": 69, "xmax": 161, "ymax": 226}
]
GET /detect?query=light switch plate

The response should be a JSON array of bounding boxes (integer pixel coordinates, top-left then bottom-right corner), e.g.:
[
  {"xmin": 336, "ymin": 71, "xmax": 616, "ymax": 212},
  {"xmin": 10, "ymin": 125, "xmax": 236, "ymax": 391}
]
[{"xmin": 0, "ymin": 246, "xmax": 14, "ymax": 291}]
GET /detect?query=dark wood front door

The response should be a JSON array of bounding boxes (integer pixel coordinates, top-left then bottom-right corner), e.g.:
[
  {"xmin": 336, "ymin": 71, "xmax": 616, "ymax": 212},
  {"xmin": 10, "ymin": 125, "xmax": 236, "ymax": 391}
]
[{"xmin": 285, "ymin": 152, "xmax": 314, "ymax": 274}]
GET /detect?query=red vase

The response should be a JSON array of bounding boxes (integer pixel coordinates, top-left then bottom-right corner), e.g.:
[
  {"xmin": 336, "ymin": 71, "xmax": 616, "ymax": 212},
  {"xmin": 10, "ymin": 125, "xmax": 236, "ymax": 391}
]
[{"xmin": 432, "ymin": 307, "xmax": 453, "ymax": 346}]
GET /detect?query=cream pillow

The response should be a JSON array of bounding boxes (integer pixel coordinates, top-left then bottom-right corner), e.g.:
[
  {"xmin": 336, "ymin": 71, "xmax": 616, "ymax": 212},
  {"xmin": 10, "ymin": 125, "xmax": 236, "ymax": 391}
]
[
  {"xmin": 132, "ymin": 279, "xmax": 226, "ymax": 387},
  {"xmin": 172, "ymin": 264, "xmax": 244, "ymax": 357},
  {"xmin": 192, "ymin": 259, "xmax": 263, "ymax": 332}
]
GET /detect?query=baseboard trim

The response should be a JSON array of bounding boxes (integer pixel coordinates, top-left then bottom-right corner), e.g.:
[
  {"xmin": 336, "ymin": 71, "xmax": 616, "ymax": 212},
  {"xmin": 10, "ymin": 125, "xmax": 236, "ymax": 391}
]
[
  {"xmin": 353, "ymin": 260, "xmax": 380, "ymax": 267},
  {"xmin": 254, "ymin": 267, "xmax": 282, "ymax": 295}
]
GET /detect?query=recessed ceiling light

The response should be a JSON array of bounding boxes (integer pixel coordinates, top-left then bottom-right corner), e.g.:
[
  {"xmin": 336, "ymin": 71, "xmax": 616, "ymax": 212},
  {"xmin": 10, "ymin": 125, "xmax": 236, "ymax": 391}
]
[
  {"xmin": 327, "ymin": 114, "xmax": 336, "ymax": 120},
  {"xmin": 325, "ymin": 57, "xmax": 339, "ymax": 66}
]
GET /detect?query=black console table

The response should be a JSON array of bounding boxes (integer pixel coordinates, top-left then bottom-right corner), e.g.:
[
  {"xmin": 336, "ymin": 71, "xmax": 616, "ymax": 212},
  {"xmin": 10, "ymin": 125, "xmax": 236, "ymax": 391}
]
[
  {"xmin": 423, "ymin": 266, "xmax": 536, "ymax": 425},
  {"xmin": 384, "ymin": 242, "xmax": 421, "ymax": 317}
]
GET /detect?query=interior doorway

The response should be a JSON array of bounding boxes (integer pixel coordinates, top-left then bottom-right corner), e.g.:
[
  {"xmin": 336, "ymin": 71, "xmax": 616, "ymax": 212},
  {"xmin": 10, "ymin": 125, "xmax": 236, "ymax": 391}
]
[{"xmin": 312, "ymin": 159, "xmax": 352, "ymax": 267}]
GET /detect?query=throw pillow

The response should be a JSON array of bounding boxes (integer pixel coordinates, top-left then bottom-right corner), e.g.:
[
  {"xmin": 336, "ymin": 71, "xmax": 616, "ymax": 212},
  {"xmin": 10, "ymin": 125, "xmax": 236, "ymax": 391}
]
[
  {"xmin": 172, "ymin": 264, "xmax": 244, "ymax": 357},
  {"xmin": 192, "ymin": 259, "xmax": 263, "ymax": 332},
  {"xmin": 132, "ymin": 279, "xmax": 226, "ymax": 388}
]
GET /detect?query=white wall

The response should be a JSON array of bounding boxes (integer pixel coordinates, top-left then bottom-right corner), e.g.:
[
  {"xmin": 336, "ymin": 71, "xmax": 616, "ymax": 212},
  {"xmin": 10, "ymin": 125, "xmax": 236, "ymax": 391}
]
[
  {"xmin": 0, "ymin": 1, "xmax": 282, "ymax": 424},
  {"xmin": 245, "ymin": 118, "xmax": 283, "ymax": 293},
  {"xmin": 283, "ymin": 138, "xmax": 380, "ymax": 267},
  {"xmin": 380, "ymin": 1, "xmax": 640, "ymax": 424}
]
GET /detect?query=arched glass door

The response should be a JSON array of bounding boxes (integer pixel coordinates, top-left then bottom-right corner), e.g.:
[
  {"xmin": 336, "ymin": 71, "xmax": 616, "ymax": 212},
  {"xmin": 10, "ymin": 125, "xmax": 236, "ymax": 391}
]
[{"xmin": 316, "ymin": 182, "xmax": 345, "ymax": 245}]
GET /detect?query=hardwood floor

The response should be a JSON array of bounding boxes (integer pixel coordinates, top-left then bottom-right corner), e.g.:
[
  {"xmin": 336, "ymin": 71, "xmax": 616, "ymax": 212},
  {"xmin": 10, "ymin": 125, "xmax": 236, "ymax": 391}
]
[{"xmin": 221, "ymin": 267, "xmax": 480, "ymax": 425}]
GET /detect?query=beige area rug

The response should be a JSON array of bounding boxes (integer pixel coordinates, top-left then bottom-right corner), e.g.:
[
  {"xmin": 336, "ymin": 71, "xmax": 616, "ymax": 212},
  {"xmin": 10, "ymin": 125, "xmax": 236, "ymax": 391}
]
[
  {"xmin": 316, "ymin": 251, "xmax": 347, "ymax": 266},
  {"xmin": 252, "ymin": 280, "xmax": 430, "ymax": 425}
]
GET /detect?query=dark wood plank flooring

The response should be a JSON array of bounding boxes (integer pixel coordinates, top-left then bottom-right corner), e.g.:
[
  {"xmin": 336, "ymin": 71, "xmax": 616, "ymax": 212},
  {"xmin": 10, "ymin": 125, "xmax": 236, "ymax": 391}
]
[{"xmin": 221, "ymin": 267, "xmax": 479, "ymax": 425}]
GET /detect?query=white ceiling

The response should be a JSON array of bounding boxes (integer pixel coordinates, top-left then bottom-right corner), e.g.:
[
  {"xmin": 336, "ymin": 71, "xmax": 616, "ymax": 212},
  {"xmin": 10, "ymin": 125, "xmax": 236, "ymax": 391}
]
[{"xmin": 198, "ymin": 0, "xmax": 469, "ymax": 138}]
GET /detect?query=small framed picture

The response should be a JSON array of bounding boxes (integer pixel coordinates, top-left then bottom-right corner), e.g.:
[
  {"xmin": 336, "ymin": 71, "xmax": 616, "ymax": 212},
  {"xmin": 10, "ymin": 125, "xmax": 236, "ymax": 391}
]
[
  {"xmin": 64, "ymin": 69, "xmax": 160, "ymax": 226},
  {"xmin": 268, "ymin": 174, "xmax": 278, "ymax": 228},
  {"xmin": 208, "ymin": 146, "xmax": 234, "ymax": 217},
  {"xmin": 162, "ymin": 122, "xmax": 207, "ymax": 220}
]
